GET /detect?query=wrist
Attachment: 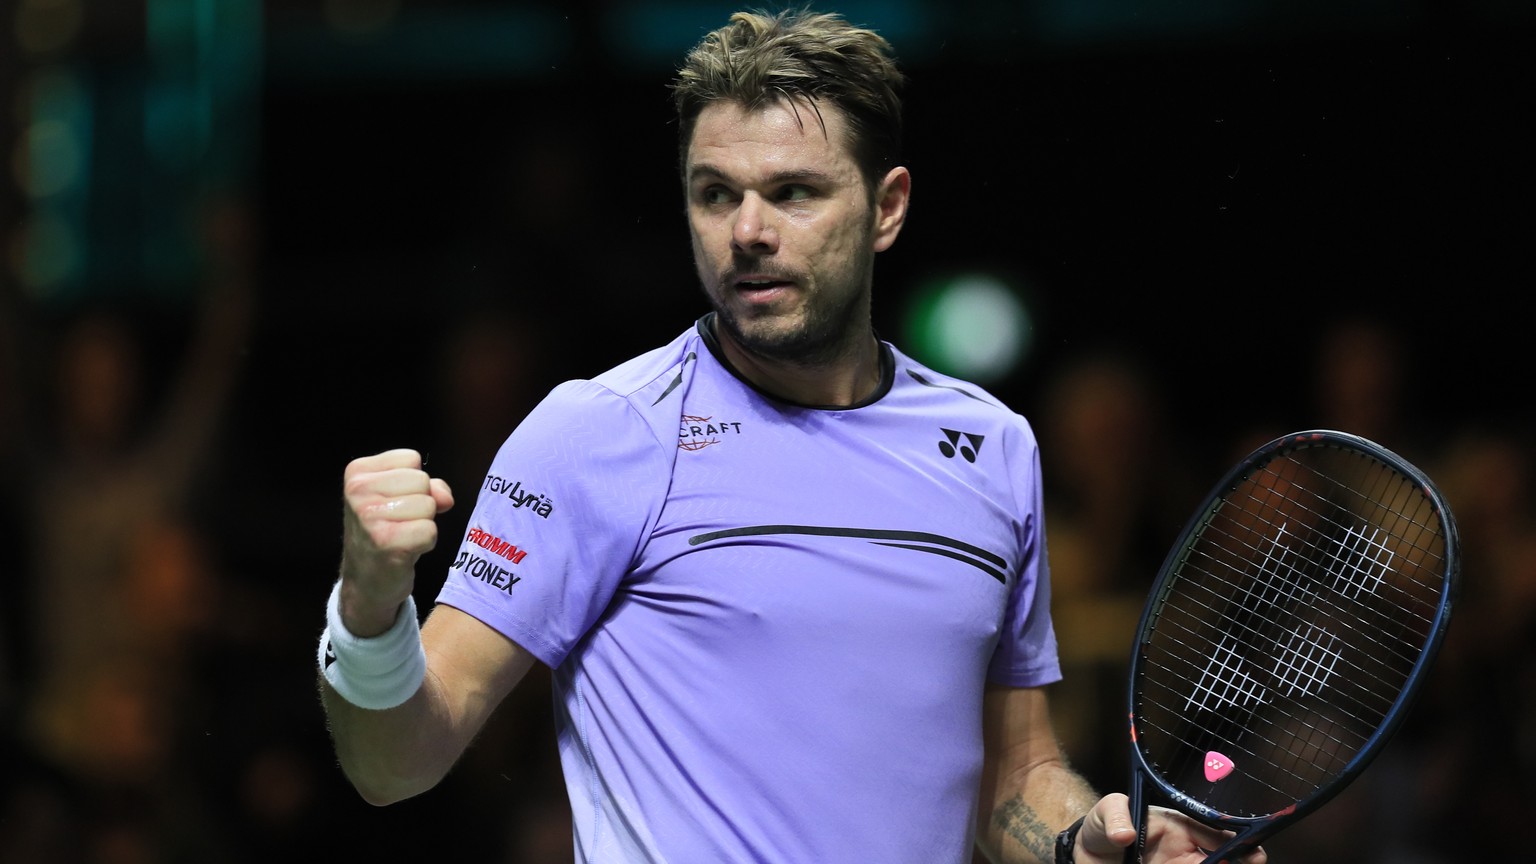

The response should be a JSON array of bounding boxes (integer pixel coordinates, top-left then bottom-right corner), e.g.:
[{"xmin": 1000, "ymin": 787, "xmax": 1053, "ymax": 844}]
[
  {"xmin": 336, "ymin": 576, "xmax": 409, "ymax": 637},
  {"xmin": 318, "ymin": 579, "xmax": 427, "ymax": 709},
  {"xmin": 1055, "ymin": 815, "xmax": 1085, "ymax": 864}
]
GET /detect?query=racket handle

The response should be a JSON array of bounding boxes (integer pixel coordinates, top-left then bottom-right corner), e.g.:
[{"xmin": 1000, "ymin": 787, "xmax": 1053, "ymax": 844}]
[{"xmin": 1124, "ymin": 771, "xmax": 1148, "ymax": 864}]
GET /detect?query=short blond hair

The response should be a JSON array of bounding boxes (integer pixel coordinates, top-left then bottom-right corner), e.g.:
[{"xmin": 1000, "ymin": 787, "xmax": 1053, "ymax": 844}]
[{"xmin": 670, "ymin": 8, "xmax": 905, "ymax": 186}]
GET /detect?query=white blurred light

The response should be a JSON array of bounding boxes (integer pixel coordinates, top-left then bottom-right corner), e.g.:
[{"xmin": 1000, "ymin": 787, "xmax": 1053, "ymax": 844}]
[{"xmin": 906, "ymin": 272, "xmax": 1032, "ymax": 383}]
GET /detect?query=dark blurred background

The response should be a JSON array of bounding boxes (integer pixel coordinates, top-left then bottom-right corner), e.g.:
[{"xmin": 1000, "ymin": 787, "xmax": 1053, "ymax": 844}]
[{"xmin": 2, "ymin": 1, "xmax": 1532, "ymax": 861}]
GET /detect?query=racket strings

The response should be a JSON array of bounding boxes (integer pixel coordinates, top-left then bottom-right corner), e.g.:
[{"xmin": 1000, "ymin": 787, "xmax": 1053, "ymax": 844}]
[
  {"xmin": 1182, "ymin": 508, "xmax": 1434, "ymax": 687},
  {"xmin": 1133, "ymin": 444, "xmax": 1452, "ymax": 816}
]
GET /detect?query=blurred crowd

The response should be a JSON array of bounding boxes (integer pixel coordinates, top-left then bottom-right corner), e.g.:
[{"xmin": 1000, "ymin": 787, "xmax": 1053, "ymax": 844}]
[{"xmin": 0, "ymin": 196, "xmax": 1531, "ymax": 864}]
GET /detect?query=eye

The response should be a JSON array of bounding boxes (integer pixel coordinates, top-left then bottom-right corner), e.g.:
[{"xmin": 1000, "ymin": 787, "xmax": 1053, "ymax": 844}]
[
  {"xmin": 777, "ymin": 184, "xmax": 814, "ymax": 202},
  {"xmin": 698, "ymin": 185, "xmax": 735, "ymax": 205}
]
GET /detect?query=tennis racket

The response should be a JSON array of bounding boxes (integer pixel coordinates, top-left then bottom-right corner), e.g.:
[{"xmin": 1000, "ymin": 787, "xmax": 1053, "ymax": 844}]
[{"xmin": 1123, "ymin": 429, "xmax": 1459, "ymax": 863}]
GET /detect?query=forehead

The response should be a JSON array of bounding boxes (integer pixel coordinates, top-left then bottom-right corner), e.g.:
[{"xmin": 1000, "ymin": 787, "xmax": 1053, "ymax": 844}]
[{"xmin": 685, "ymin": 97, "xmax": 860, "ymax": 181}]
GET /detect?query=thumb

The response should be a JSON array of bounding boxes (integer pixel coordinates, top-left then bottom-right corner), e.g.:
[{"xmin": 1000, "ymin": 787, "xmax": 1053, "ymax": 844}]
[
  {"xmin": 1097, "ymin": 793, "xmax": 1138, "ymax": 848},
  {"xmin": 430, "ymin": 477, "xmax": 455, "ymax": 513},
  {"xmin": 1078, "ymin": 793, "xmax": 1139, "ymax": 861}
]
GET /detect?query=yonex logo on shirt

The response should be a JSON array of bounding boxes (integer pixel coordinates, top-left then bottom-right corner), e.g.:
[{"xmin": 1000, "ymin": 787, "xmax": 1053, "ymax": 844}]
[
  {"xmin": 938, "ymin": 428, "xmax": 985, "ymax": 463},
  {"xmin": 451, "ymin": 550, "xmax": 522, "ymax": 595}
]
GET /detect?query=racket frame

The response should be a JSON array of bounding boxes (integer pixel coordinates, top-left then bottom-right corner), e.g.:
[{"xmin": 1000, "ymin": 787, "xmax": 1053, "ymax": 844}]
[{"xmin": 1122, "ymin": 429, "xmax": 1459, "ymax": 862}]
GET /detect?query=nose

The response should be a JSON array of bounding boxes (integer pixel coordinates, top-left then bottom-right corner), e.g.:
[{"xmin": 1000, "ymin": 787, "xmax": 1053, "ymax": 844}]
[{"xmin": 731, "ymin": 193, "xmax": 778, "ymax": 254}]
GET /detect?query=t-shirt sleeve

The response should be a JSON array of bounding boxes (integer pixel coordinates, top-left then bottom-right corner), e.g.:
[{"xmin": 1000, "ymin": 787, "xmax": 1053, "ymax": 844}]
[
  {"xmin": 435, "ymin": 379, "xmax": 670, "ymax": 668},
  {"xmin": 987, "ymin": 423, "xmax": 1063, "ymax": 688}
]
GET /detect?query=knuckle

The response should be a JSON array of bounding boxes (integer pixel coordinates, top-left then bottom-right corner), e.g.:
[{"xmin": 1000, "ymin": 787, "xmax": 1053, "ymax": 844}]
[{"xmin": 342, "ymin": 473, "xmax": 375, "ymax": 499}]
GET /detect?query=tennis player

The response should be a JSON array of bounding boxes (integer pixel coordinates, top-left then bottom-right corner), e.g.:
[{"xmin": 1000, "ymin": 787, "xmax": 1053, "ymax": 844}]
[{"xmin": 317, "ymin": 9, "xmax": 1265, "ymax": 864}]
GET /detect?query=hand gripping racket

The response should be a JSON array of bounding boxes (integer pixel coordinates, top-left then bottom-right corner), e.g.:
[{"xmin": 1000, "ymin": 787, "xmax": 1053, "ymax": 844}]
[{"xmin": 1123, "ymin": 430, "xmax": 1459, "ymax": 863}]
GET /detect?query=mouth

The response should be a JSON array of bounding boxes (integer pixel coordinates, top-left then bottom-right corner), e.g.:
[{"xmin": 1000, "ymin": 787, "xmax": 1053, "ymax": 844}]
[{"xmin": 732, "ymin": 274, "xmax": 796, "ymax": 303}]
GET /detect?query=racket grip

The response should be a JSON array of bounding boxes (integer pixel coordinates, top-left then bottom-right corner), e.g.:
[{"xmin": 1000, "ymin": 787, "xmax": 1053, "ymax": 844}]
[{"xmin": 1124, "ymin": 774, "xmax": 1147, "ymax": 864}]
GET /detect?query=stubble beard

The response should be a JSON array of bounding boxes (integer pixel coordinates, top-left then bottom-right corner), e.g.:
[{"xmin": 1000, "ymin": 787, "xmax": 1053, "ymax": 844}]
[{"xmin": 707, "ymin": 255, "xmax": 873, "ymax": 369}]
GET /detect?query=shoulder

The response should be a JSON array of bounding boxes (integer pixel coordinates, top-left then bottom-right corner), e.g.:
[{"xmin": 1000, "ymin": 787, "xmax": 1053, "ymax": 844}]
[
  {"xmin": 576, "ymin": 323, "xmax": 706, "ymax": 407},
  {"xmin": 886, "ymin": 344, "xmax": 1038, "ymax": 443},
  {"xmin": 525, "ymin": 323, "xmax": 705, "ymax": 450}
]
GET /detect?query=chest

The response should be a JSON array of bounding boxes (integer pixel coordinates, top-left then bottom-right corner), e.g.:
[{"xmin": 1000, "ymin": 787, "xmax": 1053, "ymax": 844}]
[{"xmin": 624, "ymin": 382, "xmax": 1023, "ymax": 659}]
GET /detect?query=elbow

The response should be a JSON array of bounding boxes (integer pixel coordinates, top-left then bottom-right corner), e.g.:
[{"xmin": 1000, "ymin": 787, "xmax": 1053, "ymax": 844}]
[
  {"xmin": 348, "ymin": 775, "xmax": 430, "ymax": 807},
  {"xmin": 357, "ymin": 788, "xmax": 410, "ymax": 808},
  {"xmin": 339, "ymin": 762, "xmax": 442, "ymax": 807}
]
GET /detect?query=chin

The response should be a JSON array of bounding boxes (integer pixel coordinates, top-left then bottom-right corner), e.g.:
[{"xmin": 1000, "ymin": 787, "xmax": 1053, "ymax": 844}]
[
  {"xmin": 720, "ymin": 302, "xmax": 852, "ymax": 363},
  {"xmin": 745, "ymin": 326, "xmax": 843, "ymax": 365}
]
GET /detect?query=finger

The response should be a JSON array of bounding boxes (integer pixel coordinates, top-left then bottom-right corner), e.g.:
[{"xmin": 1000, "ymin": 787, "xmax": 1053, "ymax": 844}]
[
  {"xmin": 345, "ymin": 467, "xmax": 433, "ymax": 506},
  {"xmin": 346, "ymin": 502, "xmax": 440, "ymax": 562},
  {"xmin": 1230, "ymin": 843, "xmax": 1266, "ymax": 864},
  {"xmin": 345, "ymin": 448, "xmax": 424, "ymax": 478},
  {"xmin": 364, "ymin": 494, "xmax": 442, "ymax": 522},
  {"xmin": 377, "ymin": 516, "xmax": 440, "ymax": 556}
]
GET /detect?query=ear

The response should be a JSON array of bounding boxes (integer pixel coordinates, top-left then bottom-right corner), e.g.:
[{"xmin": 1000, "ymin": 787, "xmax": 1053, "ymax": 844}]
[{"xmin": 871, "ymin": 166, "xmax": 911, "ymax": 253}]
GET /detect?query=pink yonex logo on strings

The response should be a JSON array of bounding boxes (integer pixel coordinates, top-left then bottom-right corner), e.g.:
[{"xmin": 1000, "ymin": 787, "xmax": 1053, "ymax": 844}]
[{"xmin": 1204, "ymin": 751, "xmax": 1234, "ymax": 782}]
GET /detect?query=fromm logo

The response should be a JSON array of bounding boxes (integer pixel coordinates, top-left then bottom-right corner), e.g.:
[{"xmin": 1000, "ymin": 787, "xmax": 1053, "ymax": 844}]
[{"xmin": 466, "ymin": 526, "xmax": 528, "ymax": 564}]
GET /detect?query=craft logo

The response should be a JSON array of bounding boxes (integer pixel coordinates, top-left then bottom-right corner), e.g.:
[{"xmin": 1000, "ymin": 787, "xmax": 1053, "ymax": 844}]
[
  {"xmin": 938, "ymin": 428, "xmax": 985, "ymax": 463},
  {"xmin": 483, "ymin": 475, "xmax": 554, "ymax": 517},
  {"xmin": 679, "ymin": 415, "xmax": 744, "ymax": 451},
  {"xmin": 451, "ymin": 549, "xmax": 521, "ymax": 595},
  {"xmin": 466, "ymin": 526, "xmax": 529, "ymax": 564}
]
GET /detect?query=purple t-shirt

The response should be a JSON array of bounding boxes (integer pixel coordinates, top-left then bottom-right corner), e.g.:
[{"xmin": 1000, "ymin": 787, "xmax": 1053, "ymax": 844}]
[{"xmin": 437, "ymin": 317, "xmax": 1060, "ymax": 863}]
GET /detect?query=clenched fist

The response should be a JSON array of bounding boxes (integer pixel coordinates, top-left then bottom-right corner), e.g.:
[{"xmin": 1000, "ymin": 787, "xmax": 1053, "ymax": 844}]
[{"xmin": 338, "ymin": 449, "xmax": 454, "ymax": 636}]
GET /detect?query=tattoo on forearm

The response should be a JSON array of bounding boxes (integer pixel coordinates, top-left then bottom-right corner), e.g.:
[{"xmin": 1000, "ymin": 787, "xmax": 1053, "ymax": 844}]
[{"xmin": 992, "ymin": 794, "xmax": 1054, "ymax": 862}]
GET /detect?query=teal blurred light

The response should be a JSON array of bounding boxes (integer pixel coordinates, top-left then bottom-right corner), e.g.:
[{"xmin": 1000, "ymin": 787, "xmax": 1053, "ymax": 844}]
[
  {"xmin": 17, "ymin": 65, "xmax": 93, "ymax": 300},
  {"xmin": 600, "ymin": 0, "xmax": 937, "ymax": 68},
  {"xmin": 140, "ymin": 0, "xmax": 262, "ymax": 297}
]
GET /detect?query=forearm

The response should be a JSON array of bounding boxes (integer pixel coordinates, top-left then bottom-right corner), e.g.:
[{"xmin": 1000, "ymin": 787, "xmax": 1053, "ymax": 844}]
[
  {"xmin": 317, "ymin": 576, "xmax": 474, "ymax": 805},
  {"xmin": 319, "ymin": 668, "xmax": 466, "ymax": 805},
  {"xmin": 975, "ymin": 685, "xmax": 1101, "ymax": 864},
  {"xmin": 318, "ymin": 595, "xmax": 536, "ymax": 806},
  {"xmin": 976, "ymin": 757, "xmax": 1100, "ymax": 864},
  {"xmin": 321, "ymin": 451, "xmax": 509, "ymax": 804}
]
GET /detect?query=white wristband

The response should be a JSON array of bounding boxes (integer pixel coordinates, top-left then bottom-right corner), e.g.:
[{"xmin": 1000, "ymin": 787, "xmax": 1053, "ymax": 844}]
[{"xmin": 318, "ymin": 580, "xmax": 427, "ymax": 710}]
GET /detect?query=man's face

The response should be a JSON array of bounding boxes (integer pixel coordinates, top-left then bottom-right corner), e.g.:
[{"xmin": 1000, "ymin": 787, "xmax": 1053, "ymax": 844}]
[{"xmin": 685, "ymin": 97, "xmax": 904, "ymax": 366}]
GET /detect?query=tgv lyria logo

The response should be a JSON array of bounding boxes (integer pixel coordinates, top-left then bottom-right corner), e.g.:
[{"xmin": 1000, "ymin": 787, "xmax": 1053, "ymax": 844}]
[{"xmin": 482, "ymin": 475, "xmax": 554, "ymax": 517}]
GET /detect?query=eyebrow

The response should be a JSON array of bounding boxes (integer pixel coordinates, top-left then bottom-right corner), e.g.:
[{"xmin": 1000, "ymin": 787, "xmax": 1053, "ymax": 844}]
[{"xmin": 687, "ymin": 163, "xmax": 841, "ymax": 188}]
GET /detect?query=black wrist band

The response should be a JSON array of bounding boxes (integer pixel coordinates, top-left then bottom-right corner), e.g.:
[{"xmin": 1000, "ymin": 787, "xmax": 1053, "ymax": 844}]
[{"xmin": 1054, "ymin": 815, "xmax": 1086, "ymax": 864}]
